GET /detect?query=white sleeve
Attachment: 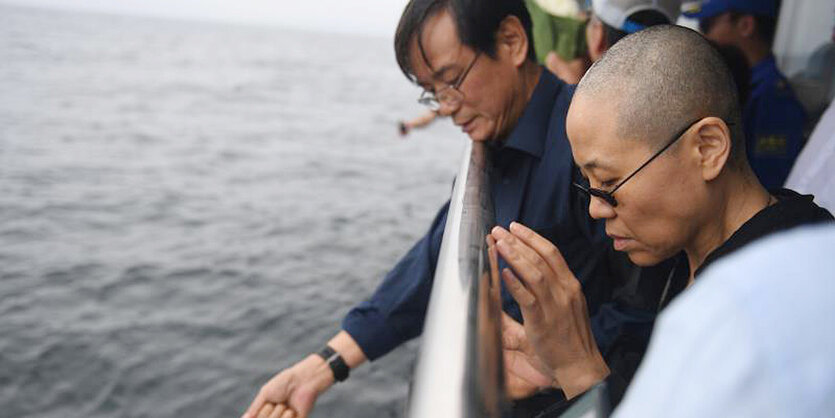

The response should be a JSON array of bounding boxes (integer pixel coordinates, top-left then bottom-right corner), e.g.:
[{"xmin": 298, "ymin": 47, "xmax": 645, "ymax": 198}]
[{"xmin": 612, "ymin": 277, "xmax": 776, "ymax": 418}]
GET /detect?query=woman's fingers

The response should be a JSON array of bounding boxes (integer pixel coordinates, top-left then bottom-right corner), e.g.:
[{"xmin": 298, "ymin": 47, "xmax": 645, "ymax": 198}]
[
  {"xmin": 492, "ymin": 226, "xmax": 558, "ymax": 302},
  {"xmin": 504, "ymin": 349, "xmax": 554, "ymax": 388},
  {"xmin": 508, "ymin": 222, "xmax": 572, "ymax": 280},
  {"xmin": 501, "ymin": 268, "xmax": 543, "ymax": 325},
  {"xmin": 501, "ymin": 312, "xmax": 527, "ymax": 350}
]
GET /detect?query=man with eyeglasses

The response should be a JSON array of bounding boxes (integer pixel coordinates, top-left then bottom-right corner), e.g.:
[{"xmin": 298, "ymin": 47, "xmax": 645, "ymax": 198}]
[
  {"xmin": 489, "ymin": 25, "xmax": 832, "ymax": 414},
  {"xmin": 242, "ymin": 1, "xmax": 676, "ymax": 417}
]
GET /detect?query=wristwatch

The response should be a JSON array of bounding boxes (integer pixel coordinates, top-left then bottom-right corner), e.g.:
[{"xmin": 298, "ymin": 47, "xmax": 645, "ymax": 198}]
[{"xmin": 315, "ymin": 345, "xmax": 350, "ymax": 382}]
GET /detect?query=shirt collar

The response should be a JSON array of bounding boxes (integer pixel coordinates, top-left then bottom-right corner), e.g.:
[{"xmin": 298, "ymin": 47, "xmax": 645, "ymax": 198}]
[
  {"xmin": 495, "ymin": 68, "xmax": 561, "ymax": 159},
  {"xmin": 695, "ymin": 189, "xmax": 832, "ymax": 277}
]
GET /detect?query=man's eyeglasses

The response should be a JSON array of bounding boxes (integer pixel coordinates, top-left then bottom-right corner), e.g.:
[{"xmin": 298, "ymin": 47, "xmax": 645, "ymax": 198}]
[
  {"xmin": 417, "ymin": 52, "xmax": 481, "ymax": 111},
  {"xmin": 573, "ymin": 118, "xmax": 726, "ymax": 207}
]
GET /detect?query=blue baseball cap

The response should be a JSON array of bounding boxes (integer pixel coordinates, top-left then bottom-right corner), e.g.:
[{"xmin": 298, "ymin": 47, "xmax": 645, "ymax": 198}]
[{"xmin": 682, "ymin": 0, "xmax": 779, "ymax": 20}]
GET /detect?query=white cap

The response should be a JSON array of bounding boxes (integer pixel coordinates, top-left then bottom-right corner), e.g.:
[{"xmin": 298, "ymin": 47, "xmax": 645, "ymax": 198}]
[{"xmin": 592, "ymin": 0, "xmax": 682, "ymax": 33}]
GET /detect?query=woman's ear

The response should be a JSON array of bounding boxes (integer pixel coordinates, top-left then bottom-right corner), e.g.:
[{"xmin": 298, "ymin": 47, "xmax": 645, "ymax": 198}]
[
  {"xmin": 694, "ymin": 117, "xmax": 733, "ymax": 181},
  {"xmin": 496, "ymin": 15, "xmax": 530, "ymax": 67}
]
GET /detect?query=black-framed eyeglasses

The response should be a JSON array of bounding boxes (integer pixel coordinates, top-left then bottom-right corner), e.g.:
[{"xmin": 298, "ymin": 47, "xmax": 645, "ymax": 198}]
[
  {"xmin": 573, "ymin": 118, "xmax": 727, "ymax": 207},
  {"xmin": 417, "ymin": 52, "xmax": 481, "ymax": 111}
]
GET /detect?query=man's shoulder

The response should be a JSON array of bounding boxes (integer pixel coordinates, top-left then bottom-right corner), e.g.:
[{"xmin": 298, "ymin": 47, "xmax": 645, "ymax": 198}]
[{"xmin": 544, "ymin": 74, "xmax": 574, "ymax": 133}]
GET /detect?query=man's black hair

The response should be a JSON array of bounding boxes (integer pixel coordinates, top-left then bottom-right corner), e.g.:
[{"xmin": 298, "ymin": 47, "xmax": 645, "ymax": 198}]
[
  {"xmin": 600, "ymin": 9, "xmax": 672, "ymax": 48},
  {"xmin": 394, "ymin": 0, "xmax": 536, "ymax": 82}
]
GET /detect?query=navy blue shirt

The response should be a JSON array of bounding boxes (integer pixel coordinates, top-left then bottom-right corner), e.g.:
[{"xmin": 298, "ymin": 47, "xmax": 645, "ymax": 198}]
[
  {"xmin": 342, "ymin": 70, "xmax": 631, "ymax": 361},
  {"xmin": 744, "ymin": 55, "xmax": 807, "ymax": 190}
]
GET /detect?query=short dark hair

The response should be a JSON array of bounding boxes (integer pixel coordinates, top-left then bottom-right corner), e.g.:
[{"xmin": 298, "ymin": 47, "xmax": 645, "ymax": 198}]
[
  {"xmin": 394, "ymin": 0, "xmax": 536, "ymax": 82},
  {"xmin": 600, "ymin": 9, "xmax": 673, "ymax": 48}
]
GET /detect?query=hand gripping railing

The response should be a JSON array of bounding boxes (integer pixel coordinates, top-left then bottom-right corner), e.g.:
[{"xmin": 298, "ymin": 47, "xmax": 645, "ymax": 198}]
[{"xmin": 407, "ymin": 141, "xmax": 507, "ymax": 418}]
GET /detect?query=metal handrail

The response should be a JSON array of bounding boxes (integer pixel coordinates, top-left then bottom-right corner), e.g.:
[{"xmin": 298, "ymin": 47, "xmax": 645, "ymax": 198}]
[{"xmin": 407, "ymin": 141, "xmax": 507, "ymax": 417}]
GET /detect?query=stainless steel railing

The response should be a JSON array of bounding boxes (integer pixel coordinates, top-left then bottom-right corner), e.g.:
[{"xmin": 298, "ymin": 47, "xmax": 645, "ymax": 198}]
[{"xmin": 407, "ymin": 141, "xmax": 507, "ymax": 418}]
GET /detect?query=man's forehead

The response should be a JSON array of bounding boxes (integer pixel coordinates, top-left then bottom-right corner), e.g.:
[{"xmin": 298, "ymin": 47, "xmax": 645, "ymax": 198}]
[{"xmin": 408, "ymin": 10, "xmax": 469, "ymax": 82}]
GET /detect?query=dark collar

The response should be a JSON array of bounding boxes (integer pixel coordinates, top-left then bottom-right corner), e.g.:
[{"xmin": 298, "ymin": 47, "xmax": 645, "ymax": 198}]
[
  {"xmin": 494, "ymin": 68, "xmax": 561, "ymax": 159},
  {"xmin": 695, "ymin": 188, "xmax": 833, "ymax": 277},
  {"xmin": 659, "ymin": 189, "xmax": 833, "ymax": 310}
]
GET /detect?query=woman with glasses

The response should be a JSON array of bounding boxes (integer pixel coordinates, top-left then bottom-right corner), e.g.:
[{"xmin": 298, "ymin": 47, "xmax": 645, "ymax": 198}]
[{"xmin": 491, "ymin": 25, "xmax": 832, "ymax": 412}]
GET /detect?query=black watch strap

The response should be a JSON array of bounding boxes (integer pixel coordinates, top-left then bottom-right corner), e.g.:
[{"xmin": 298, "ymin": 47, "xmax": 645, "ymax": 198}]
[{"xmin": 314, "ymin": 345, "xmax": 350, "ymax": 382}]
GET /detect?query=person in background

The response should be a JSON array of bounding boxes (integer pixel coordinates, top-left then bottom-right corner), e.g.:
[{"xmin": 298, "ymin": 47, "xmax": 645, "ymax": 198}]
[
  {"xmin": 685, "ymin": 0, "xmax": 807, "ymax": 190},
  {"xmin": 614, "ymin": 225, "xmax": 835, "ymax": 417},
  {"xmin": 789, "ymin": 24, "xmax": 835, "ymax": 128},
  {"xmin": 491, "ymin": 25, "xmax": 832, "ymax": 412},
  {"xmin": 545, "ymin": 0, "xmax": 681, "ymax": 84},
  {"xmin": 241, "ymin": 1, "xmax": 674, "ymax": 417},
  {"xmin": 525, "ymin": 0, "xmax": 591, "ymax": 82},
  {"xmin": 785, "ymin": 98, "xmax": 835, "ymax": 211},
  {"xmin": 710, "ymin": 41, "xmax": 750, "ymax": 106},
  {"xmin": 398, "ymin": 110, "xmax": 438, "ymax": 136}
]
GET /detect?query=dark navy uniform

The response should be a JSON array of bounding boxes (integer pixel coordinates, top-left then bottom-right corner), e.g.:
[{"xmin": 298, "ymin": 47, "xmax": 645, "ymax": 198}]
[{"xmin": 744, "ymin": 55, "xmax": 807, "ymax": 189}]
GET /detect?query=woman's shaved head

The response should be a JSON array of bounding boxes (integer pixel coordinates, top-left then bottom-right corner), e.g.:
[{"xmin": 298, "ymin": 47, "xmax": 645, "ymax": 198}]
[{"xmin": 575, "ymin": 25, "xmax": 745, "ymax": 166}]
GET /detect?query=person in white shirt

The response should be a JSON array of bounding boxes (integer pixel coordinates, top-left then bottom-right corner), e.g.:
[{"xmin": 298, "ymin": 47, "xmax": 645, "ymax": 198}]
[
  {"xmin": 785, "ymin": 99, "xmax": 835, "ymax": 211},
  {"xmin": 614, "ymin": 225, "xmax": 835, "ymax": 417}
]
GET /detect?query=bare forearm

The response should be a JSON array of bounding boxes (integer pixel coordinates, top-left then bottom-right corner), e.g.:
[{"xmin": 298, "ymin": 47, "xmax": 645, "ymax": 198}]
[{"xmin": 328, "ymin": 330, "xmax": 368, "ymax": 369}]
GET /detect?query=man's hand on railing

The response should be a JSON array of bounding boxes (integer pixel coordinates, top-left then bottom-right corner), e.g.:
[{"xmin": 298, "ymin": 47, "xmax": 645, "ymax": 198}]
[{"xmin": 490, "ymin": 222, "xmax": 610, "ymax": 400}]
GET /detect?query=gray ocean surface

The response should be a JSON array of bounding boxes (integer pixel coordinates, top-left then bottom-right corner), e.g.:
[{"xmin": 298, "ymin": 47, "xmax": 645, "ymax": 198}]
[{"xmin": 0, "ymin": 4, "xmax": 465, "ymax": 417}]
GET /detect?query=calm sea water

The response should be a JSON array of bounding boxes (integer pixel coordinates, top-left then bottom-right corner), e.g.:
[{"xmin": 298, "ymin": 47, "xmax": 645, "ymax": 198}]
[{"xmin": 0, "ymin": 4, "xmax": 465, "ymax": 417}]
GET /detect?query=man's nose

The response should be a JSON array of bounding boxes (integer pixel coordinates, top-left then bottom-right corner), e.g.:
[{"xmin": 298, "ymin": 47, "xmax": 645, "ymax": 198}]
[{"xmin": 436, "ymin": 100, "xmax": 461, "ymax": 117}]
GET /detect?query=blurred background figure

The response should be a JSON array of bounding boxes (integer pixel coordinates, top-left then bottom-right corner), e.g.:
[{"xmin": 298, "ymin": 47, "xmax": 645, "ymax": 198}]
[
  {"xmin": 525, "ymin": 0, "xmax": 591, "ymax": 83},
  {"xmin": 534, "ymin": 0, "xmax": 681, "ymax": 84},
  {"xmin": 709, "ymin": 41, "xmax": 751, "ymax": 106},
  {"xmin": 785, "ymin": 98, "xmax": 835, "ymax": 211},
  {"xmin": 684, "ymin": 0, "xmax": 807, "ymax": 190},
  {"xmin": 398, "ymin": 110, "xmax": 437, "ymax": 136},
  {"xmin": 788, "ymin": 24, "xmax": 835, "ymax": 130}
]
